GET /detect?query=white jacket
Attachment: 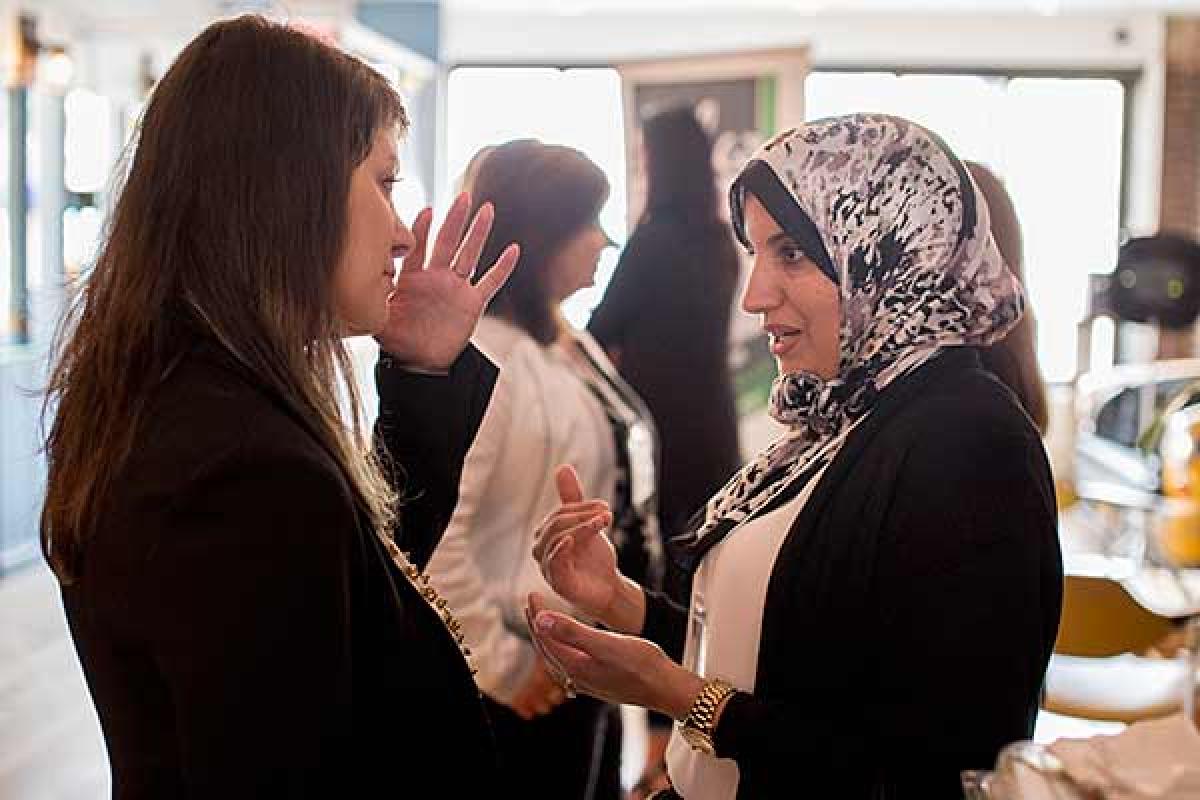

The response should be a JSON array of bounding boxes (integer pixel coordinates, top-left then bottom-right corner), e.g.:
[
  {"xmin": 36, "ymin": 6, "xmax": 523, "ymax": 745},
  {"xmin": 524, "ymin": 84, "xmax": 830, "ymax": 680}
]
[{"xmin": 426, "ymin": 316, "xmax": 617, "ymax": 703}]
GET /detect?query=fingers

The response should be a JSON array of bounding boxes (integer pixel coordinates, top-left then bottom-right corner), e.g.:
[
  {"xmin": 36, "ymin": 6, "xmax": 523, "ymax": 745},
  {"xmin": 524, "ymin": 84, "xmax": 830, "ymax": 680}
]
[
  {"xmin": 450, "ymin": 202, "xmax": 494, "ymax": 279},
  {"xmin": 427, "ymin": 193, "xmax": 471, "ymax": 270},
  {"xmin": 532, "ymin": 506, "xmax": 611, "ymax": 562},
  {"xmin": 556, "ymin": 464, "xmax": 584, "ymax": 504},
  {"xmin": 525, "ymin": 597, "xmax": 574, "ymax": 690},
  {"xmin": 475, "ymin": 243, "xmax": 520, "ymax": 301},
  {"xmin": 535, "ymin": 516, "xmax": 609, "ymax": 572},
  {"xmin": 531, "ymin": 605, "xmax": 609, "ymax": 686},
  {"xmin": 533, "ymin": 608, "xmax": 608, "ymax": 657},
  {"xmin": 400, "ymin": 207, "xmax": 433, "ymax": 273}
]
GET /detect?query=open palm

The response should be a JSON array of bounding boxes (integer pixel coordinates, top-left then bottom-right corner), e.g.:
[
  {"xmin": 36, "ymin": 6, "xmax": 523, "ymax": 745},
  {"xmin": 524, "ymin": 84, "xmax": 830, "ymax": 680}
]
[{"xmin": 376, "ymin": 193, "xmax": 519, "ymax": 371}]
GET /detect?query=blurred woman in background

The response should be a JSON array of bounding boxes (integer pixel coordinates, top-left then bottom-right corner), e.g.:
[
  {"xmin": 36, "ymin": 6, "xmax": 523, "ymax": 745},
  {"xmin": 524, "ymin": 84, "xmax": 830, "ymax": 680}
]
[
  {"xmin": 426, "ymin": 139, "xmax": 663, "ymax": 800},
  {"xmin": 966, "ymin": 160, "xmax": 1049, "ymax": 434},
  {"xmin": 589, "ymin": 106, "xmax": 743, "ymax": 586}
]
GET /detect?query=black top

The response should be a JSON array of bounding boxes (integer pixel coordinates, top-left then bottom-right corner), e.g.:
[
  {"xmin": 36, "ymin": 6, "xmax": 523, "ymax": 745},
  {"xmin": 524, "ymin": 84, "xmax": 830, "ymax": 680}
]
[
  {"xmin": 588, "ymin": 212, "xmax": 742, "ymax": 539},
  {"xmin": 61, "ymin": 339, "xmax": 502, "ymax": 798},
  {"xmin": 643, "ymin": 348, "xmax": 1062, "ymax": 799}
]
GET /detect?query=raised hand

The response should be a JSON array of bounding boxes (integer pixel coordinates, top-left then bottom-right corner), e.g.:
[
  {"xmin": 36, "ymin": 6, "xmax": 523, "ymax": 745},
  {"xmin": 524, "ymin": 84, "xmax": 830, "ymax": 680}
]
[
  {"xmin": 532, "ymin": 466, "xmax": 622, "ymax": 624},
  {"xmin": 375, "ymin": 193, "xmax": 520, "ymax": 371}
]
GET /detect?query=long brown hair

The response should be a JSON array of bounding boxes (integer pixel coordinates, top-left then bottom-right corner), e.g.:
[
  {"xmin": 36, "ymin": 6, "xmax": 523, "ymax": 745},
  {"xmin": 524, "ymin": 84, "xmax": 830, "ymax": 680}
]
[
  {"xmin": 967, "ymin": 161, "xmax": 1049, "ymax": 434},
  {"xmin": 41, "ymin": 15, "xmax": 406, "ymax": 583},
  {"xmin": 471, "ymin": 140, "xmax": 609, "ymax": 344}
]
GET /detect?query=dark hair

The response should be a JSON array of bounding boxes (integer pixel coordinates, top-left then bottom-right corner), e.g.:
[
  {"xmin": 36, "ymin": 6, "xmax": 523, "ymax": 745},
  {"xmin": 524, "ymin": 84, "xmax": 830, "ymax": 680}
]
[
  {"xmin": 471, "ymin": 139, "xmax": 609, "ymax": 344},
  {"xmin": 641, "ymin": 106, "xmax": 719, "ymax": 222},
  {"xmin": 42, "ymin": 15, "xmax": 406, "ymax": 582},
  {"xmin": 967, "ymin": 161, "xmax": 1049, "ymax": 434}
]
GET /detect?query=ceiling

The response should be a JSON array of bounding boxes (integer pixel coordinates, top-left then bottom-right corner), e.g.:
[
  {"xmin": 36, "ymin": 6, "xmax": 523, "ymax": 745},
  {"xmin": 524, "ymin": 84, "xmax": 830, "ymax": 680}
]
[
  {"xmin": 18, "ymin": 0, "xmax": 1200, "ymax": 43},
  {"xmin": 443, "ymin": 0, "xmax": 1200, "ymax": 11}
]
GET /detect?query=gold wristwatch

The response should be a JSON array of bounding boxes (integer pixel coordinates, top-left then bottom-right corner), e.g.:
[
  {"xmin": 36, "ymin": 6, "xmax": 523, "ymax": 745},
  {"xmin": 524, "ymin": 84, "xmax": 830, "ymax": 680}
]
[{"xmin": 679, "ymin": 677, "xmax": 737, "ymax": 755}]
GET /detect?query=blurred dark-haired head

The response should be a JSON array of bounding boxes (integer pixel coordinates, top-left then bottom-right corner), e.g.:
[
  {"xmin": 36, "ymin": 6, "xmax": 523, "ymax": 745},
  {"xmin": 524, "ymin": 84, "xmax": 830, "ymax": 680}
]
[
  {"xmin": 641, "ymin": 105, "xmax": 718, "ymax": 222},
  {"xmin": 470, "ymin": 139, "xmax": 610, "ymax": 344}
]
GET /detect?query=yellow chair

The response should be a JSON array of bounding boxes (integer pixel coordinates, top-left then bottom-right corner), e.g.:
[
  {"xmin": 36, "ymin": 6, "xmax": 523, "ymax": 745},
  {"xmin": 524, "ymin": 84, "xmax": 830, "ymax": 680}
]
[
  {"xmin": 1054, "ymin": 575, "xmax": 1175, "ymax": 657},
  {"xmin": 1043, "ymin": 575, "xmax": 1186, "ymax": 724}
]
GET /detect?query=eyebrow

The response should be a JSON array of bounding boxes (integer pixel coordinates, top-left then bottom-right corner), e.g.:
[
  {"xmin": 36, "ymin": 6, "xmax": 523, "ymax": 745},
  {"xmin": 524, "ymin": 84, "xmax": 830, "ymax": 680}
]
[{"xmin": 765, "ymin": 232, "xmax": 800, "ymax": 249}]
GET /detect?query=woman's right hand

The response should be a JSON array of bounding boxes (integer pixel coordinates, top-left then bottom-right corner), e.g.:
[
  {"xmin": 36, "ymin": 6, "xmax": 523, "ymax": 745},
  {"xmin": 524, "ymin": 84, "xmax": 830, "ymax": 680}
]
[
  {"xmin": 506, "ymin": 657, "xmax": 569, "ymax": 721},
  {"xmin": 533, "ymin": 466, "xmax": 625, "ymax": 626}
]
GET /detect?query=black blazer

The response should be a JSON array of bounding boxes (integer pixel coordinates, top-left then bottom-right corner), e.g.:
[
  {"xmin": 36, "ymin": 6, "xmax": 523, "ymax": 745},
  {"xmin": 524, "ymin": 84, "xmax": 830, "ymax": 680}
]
[
  {"xmin": 62, "ymin": 338, "xmax": 502, "ymax": 798},
  {"xmin": 644, "ymin": 348, "xmax": 1063, "ymax": 799}
]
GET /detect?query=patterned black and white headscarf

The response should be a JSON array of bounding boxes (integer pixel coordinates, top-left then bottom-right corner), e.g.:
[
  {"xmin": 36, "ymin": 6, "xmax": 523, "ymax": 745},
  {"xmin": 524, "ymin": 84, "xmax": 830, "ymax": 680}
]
[{"xmin": 674, "ymin": 113, "xmax": 1024, "ymax": 565}]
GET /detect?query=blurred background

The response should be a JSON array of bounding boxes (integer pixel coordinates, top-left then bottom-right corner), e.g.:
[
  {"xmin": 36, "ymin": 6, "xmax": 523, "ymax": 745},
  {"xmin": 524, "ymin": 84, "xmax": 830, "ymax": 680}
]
[{"xmin": 3, "ymin": 0, "xmax": 1200, "ymax": 797}]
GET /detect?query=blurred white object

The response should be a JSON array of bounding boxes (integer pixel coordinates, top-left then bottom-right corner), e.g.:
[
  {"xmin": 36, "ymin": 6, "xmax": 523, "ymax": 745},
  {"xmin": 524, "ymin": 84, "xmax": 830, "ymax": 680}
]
[{"xmin": 1043, "ymin": 653, "xmax": 1188, "ymax": 723}]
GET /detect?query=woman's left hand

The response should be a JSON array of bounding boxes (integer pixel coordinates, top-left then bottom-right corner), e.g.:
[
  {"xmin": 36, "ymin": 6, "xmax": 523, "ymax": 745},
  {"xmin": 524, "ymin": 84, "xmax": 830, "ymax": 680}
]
[
  {"xmin": 527, "ymin": 593, "xmax": 704, "ymax": 720},
  {"xmin": 375, "ymin": 193, "xmax": 520, "ymax": 372}
]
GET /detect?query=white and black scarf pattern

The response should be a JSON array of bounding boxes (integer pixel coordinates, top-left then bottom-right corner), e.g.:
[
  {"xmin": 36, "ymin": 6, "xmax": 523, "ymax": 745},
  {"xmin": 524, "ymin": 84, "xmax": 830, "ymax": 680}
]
[{"xmin": 674, "ymin": 113, "xmax": 1024, "ymax": 566}]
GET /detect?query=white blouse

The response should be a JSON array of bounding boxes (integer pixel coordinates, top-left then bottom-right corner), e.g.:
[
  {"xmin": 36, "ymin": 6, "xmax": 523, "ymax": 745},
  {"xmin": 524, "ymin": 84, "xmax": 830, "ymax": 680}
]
[
  {"xmin": 425, "ymin": 317, "xmax": 618, "ymax": 703},
  {"xmin": 665, "ymin": 468, "xmax": 827, "ymax": 800}
]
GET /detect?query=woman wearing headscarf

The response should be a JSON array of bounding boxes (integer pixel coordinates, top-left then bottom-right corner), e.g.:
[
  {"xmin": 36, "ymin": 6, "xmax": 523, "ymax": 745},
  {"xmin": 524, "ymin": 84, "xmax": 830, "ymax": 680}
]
[
  {"xmin": 424, "ymin": 140, "xmax": 662, "ymax": 800},
  {"xmin": 526, "ymin": 114, "xmax": 1063, "ymax": 798}
]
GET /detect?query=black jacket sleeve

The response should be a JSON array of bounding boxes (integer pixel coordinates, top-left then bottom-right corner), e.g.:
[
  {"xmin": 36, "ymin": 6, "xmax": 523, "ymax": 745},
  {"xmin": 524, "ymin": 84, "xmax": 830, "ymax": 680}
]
[
  {"xmin": 373, "ymin": 344, "xmax": 498, "ymax": 569},
  {"xmin": 712, "ymin": 426, "xmax": 1060, "ymax": 797}
]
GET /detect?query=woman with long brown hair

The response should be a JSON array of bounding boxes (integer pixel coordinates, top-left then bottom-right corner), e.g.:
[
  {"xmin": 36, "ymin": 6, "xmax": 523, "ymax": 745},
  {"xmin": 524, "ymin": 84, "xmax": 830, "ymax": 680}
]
[
  {"xmin": 41, "ymin": 16, "xmax": 517, "ymax": 797},
  {"xmin": 965, "ymin": 161, "xmax": 1049, "ymax": 434}
]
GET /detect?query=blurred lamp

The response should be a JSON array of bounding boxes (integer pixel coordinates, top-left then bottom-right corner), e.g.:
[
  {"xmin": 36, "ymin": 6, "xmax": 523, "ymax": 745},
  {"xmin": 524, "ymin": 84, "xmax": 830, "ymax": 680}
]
[
  {"xmin": 43, "ymin": 46, "xmax": 73, "ymax": 90},
  {"xmin": 1108, "ymin": 234, "xmax": 1200, "ymax": 331}
]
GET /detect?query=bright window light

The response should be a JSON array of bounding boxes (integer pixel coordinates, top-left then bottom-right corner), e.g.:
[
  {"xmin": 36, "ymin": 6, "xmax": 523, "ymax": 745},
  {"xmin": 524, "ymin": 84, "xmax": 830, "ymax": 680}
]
[{"xmin": 806, "ymin": 72, "xmax": 1125, "ymax": 382}]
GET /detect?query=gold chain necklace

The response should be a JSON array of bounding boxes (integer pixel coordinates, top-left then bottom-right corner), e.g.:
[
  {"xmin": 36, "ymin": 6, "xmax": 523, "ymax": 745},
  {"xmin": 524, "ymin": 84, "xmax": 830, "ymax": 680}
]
[{"xmin": 376, "ymin": 532, "xmax": 478, "ymax": 680}]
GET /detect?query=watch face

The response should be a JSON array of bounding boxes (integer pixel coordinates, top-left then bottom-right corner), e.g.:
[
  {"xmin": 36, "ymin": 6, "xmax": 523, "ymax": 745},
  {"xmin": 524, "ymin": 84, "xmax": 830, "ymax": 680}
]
[{"xmin": 681, "ymin": 725, "xmax": 715, "ymax": 756}]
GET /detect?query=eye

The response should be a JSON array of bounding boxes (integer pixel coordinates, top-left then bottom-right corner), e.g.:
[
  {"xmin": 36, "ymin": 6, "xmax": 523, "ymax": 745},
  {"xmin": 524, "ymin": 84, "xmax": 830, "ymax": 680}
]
[{"xmin": 778, "ymin": 242, "xmax": 806, "ymax": 265}]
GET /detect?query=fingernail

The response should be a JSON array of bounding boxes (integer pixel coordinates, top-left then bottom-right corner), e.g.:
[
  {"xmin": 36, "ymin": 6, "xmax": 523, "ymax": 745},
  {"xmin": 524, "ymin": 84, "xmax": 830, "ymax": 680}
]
[{"xmin": 535, "ymin": 614, "xmax": 554, "ymax": 634}]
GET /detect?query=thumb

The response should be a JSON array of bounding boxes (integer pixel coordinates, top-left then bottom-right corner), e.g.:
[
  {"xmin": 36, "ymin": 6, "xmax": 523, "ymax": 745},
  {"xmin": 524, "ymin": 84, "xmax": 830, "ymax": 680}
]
[{"xmin": 556, "ymin": 464, "xmax": 584, "ymax": 504}]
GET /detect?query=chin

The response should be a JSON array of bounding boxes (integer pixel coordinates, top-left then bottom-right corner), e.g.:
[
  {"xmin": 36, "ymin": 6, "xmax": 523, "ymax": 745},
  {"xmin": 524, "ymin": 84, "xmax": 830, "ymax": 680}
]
[
  {"xmin": 779, "ymin": 359, "xmax": 816, "ymax": 377},
  {"xmin": 339, "ymin": 310, "xmax": 387, "ymax": 339}
]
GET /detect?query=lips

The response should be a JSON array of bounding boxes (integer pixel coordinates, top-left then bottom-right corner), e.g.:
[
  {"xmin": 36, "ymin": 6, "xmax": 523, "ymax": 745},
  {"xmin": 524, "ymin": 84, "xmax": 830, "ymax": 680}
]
[{"xmin": 764, "ymin": 324, "xmax": 803, "ymax": 356}]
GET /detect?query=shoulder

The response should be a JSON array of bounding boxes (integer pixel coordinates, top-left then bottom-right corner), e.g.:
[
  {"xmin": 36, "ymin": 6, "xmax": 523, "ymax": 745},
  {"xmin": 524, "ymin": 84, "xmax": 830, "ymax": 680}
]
[
  {"xmin": 474, "ymin": 317, "xmax": 545, "ymax": 369},
  {"xmin": 892, "ymin": 355, "xmax": 1037, "ymax": 447},
  {"xmin": 133, "ymin": 354, "xmax": 353, "ymax": 517}
]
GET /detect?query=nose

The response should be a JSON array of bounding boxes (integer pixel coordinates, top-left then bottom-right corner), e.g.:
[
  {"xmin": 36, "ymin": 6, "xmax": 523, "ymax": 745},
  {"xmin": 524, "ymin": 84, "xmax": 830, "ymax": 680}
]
[
  {"xmin": 741, "ymin": 255, "xmax": 780, "ymax": 315},
  {"xmin": 391, "ymin": 211, "xmax": 416, "ymax": 260}
]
